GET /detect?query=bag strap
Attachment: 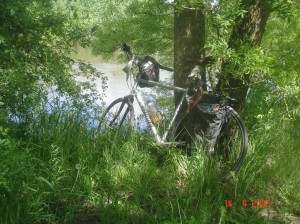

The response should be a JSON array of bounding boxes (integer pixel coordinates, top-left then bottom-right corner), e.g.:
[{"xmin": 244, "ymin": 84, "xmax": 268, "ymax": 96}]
[{"xmin": 188, "ymin": 87, "xmax": 204, "ymax": 111}]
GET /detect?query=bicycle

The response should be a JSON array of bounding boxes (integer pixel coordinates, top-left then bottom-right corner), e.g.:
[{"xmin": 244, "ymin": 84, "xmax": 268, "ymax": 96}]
[{"xmin": 98, "ymin": 42, "xmax": 248, "ymax": 181}]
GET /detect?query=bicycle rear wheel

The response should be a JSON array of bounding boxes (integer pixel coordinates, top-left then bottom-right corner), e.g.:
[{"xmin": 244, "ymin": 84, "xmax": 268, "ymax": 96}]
[
  {"xmin": 98, "ymin": 96, "xmax": 134, "ymax": 134},
  {"xmin": 215, "ymin": 106, "xmax": 248, "ymax": 181},
  {"xmin": 170, "ymin": 106, "xmax": 248, "ymax": 181}
]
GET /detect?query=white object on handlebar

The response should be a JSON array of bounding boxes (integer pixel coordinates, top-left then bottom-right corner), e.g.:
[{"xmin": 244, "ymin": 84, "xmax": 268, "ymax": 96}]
[{"xmin": 122, "ymin": 60, "xmax": 134, "ymax": 80}]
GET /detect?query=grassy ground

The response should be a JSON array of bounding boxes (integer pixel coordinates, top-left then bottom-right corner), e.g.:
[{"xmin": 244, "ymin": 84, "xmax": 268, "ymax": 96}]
[{"xmin": 0, "ymin": 107, "xmax": 299, "ymax": 224}]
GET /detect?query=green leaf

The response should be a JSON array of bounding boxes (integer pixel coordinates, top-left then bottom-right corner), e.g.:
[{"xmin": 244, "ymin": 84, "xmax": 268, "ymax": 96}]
[
  {"xmin": 0, "ymin": 36, "xmax": 6, "ymax": 45},
  {"xmin": 36, "ymin": 176, "xmax": 55, "ymax": 191},
  {"xmin": 10, "ymin": 8, "xmax": 15, "ymax": 16}
]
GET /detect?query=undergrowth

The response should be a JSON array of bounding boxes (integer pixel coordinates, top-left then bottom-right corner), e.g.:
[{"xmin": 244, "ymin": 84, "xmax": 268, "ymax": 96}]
[{"xmin": 0, "ymin": 106, "xmax": 299, "ymax": 224}]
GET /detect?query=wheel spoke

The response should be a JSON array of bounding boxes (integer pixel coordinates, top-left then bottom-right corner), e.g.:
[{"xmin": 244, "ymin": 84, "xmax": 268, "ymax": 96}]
[
  {"xmin": 108, "ymin": 101, "xmax": 126, "ymax": 126},
  {"xmin": 169, "ymin": 105, "xmax": 248, "ymax": 180},
  {"xmin": 216, "ymin": 106, "xmax": 248, "ymax": 180},
  {"xmin": 118, "ymin": 107, "xmax": 130, "ymax": 127},
  {"xmin": 98, "ymin": 97, "xmax": 134, "ymax": 134}
]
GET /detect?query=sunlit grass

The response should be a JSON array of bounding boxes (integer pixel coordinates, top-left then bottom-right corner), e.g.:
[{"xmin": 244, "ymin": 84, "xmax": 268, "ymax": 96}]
[{"xmin": 0, "ymin": 105, "xmax": 299, "ymax": 223}]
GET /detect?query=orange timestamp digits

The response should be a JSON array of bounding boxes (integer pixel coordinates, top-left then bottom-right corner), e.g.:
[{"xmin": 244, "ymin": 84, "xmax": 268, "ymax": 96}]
[
  {"xmin": 251, "ymin": 199, "xmax": 271, "ymax": 208},
  {"xmin": 225, "ymin": 199, "xmax": 271, "ymax": 208}
]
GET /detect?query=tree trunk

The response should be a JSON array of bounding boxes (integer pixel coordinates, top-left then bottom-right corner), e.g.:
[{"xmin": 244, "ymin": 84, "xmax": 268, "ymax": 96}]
[
  {"xmin": 174, "ymin": 5, "xmax": 205, "ymax": 106},
  {"xmin": 172, "ymin": 4, "xmax": 205, "ymax": 147},
  {"xmin": 222, "ymin": 0, "xmax": 271, "ymax": 112}
]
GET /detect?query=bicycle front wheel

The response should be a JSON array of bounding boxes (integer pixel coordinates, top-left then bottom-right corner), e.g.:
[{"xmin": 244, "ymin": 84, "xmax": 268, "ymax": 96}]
[
  {"xmin": 98, "ymin": 96, "xmax": 134, "ymax": 134},
  {"xmin": 170, "ymin": 106, "xmax": 248, "ymax": 181}
]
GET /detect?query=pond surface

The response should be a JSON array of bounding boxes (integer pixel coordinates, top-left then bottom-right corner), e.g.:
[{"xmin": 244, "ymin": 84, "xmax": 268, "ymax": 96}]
[
  {"xmin": 70, "ymin": 47, "xmax": 173, "ymax": 113},
  {"xmin": 90, "ymin": 63, "xmax": 174, "ymax": 129},
  {"xmin": 92, "ymin": 63, "xmax": 173, "ymax": 113}
]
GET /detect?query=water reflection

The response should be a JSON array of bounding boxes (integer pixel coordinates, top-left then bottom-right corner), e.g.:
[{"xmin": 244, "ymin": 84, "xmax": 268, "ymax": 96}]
[
  {"xmin": 93, "ymin": 63, "xmax": 173, "ymax": 111},
  {"xmin": 93, "ymin": 63, "xmax": 173, "ymax": 103},
  {"xmin": 94, "ymin": 63, "xmax": 173, "ymax": 130},
  {"xmin": 48, "ymin": 63, "xmax": 173, "ymax": 129}
]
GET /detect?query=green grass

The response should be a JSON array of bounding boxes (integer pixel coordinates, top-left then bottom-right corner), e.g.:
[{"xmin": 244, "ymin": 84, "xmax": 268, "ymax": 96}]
[{"xmin": 0, "ymin": 107, "xmax": 299, "ymax": 224}]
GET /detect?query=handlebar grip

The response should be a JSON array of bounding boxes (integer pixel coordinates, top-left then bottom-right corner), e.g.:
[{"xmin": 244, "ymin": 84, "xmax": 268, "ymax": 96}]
[
  {"xmin": 188, "ymin": 56, "xmax": 215, "ymax": 67},
  {"xmin": 120, "ymin": 42, "xmax": 131, "ymax": 53}
]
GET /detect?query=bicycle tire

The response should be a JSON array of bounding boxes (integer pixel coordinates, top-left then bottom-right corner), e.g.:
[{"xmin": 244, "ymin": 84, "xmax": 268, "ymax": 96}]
[
  {"xmin": 169, "ymin": 105, "xmax": 248, "ymax": 181},
  {"xmin": 98, "ymin": 96, "xmax": 134, "ymax": 133}
]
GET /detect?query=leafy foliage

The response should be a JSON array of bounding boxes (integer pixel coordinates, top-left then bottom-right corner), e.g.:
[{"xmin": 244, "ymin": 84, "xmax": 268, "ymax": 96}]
[
  {"xmin": 0, "ymin": 0, "xmax": 299, "ymax": 223},
  {"xmin": 0, "ymin": 101, "xmax": 299, "ymax": 223},
  {"xmin": 92, "ymin": 0, "xmax": 174, "ymax": 62},
  {"xmin": 242, "ymin": 3, "xmax": 300, "ymax": 123},
  {"xmin": 0, "ymin": 0, "xmax": 106, "ymax": 134}
]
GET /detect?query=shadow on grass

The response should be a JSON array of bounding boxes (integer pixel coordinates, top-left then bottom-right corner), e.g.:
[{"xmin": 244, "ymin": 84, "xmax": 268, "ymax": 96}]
[{"xmin": 71, "ymin": 204, "xmax": 156, "ymax": 224}]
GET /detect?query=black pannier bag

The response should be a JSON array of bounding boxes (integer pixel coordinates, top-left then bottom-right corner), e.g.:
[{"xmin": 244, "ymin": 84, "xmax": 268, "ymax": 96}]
[
  {"xmin": 138, "ymin": 56, "xmax": 160, "ymax": 88},
  {"xmin": 186, "ymin": 67, "xmax": 224, "ymax": 153},
  {"xmin": 188, "ymin": 91, "xmax": 225, "ymax": 154}
]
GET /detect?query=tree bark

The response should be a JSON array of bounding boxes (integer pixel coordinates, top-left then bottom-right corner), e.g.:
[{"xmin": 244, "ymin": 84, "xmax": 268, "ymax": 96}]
[
  {"xmin": 172, "ymin": 4, "xmax": 205, "ymax": 146},
  {"xmin": 174, "ymin": 5, "xmax": 205, "ymax": 106},
  {"xmin": 222, "ymin": 0, "xmax": 271, "ymax": 112}
]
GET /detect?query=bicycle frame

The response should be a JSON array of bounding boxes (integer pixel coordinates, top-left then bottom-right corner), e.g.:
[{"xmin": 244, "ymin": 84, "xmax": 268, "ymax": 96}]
[
  {"xmin": 117, "ymin": 43, "xmax": 248, "ymax": 180},
  {"xmin": 131, "ymin": 77, "xmax": 189, "ymax": 145}
]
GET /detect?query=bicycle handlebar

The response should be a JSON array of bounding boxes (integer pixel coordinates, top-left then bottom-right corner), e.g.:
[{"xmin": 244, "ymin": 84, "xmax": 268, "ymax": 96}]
[
  {"xmin": 120, "ymin": 42, "xmax": 132, "ymax": 55},
  {"xmin": 159, "ymin": 64, "xmax": 173, "ymax": 72},
  {"xmin": 120, "ymin": 42, "xmax": 216, "ymax": 72},
  {"xmin": 119, "ymin": 42, "xmax": 173, "ymax": 72},
  {"xmin": 187, "ymin": 56, "xmax": 215, "ymax": 67}
]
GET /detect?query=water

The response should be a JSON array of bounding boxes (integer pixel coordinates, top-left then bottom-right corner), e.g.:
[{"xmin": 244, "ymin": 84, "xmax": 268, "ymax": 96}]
[
  {"xmin": 70, "ymin": 46, "xmax": 173, "ymax": 109},
  {"xmin": 76, "ymin": 63, "xmax": 173, "ymax": 129},
  {"xmin": 92, "ymin": 63, "xmax": 173, "ymax": 113},
  {"xmin": 93, "ymin": 63, "xmax": 129, "ymax": 103},
  {"xmin": 92, "ymin": 63, "xmax": 173, "ymax": 105},
  {"xmin": 46, "ymin": 62, "xmax": 173, "ymax": 129}
]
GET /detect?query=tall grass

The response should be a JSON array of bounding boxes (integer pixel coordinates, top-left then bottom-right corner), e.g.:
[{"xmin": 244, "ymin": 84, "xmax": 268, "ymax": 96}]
[{"xmin": 0, "ymin": 103, "xmax": 299, "ymax": 223}]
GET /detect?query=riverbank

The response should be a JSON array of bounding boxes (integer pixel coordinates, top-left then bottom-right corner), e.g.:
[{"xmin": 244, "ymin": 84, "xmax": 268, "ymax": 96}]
[{"xmin": 1, "ymin": 101, "xmax": 299, "ymax": 223}]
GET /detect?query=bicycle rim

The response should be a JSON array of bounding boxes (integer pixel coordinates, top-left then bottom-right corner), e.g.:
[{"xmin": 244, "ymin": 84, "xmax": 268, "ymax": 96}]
[
  {"xmin": 98, "ymin": 97, "xmax": 134, "ymax": 134},
  {"xmin": 215, "ymin": 106, "xmax": 248, "ymax": 181},
  {"xmin": 169, "ymin": 106, "xmax": 248, "ymax": 181}
]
